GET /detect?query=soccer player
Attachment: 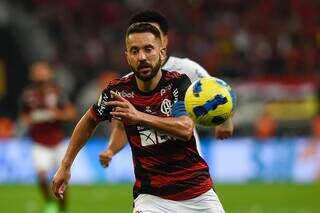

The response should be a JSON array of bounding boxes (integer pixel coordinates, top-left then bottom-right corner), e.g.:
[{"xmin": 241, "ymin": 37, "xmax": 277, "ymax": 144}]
[
  {"xmin": 52, "ymin": 23, "xmax": 225, "ymax": 212},
  {"xmin": 99, "ymin": 10, "xmax": 233, "ymax": 168},
  {"xmin": 20, "ymin": 62, "xmax": 77, "ymax": 213}
]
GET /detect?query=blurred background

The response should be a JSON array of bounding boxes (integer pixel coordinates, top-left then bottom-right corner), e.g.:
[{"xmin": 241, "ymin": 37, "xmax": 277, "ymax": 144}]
[{"xmin": 0, "ymin": 0, "xmax": 319, "ymax": 212}]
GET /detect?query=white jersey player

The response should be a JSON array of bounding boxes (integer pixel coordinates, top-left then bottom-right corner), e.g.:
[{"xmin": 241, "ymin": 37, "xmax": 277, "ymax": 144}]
[
  {"xmin": 162, "ymin": 56, "xmax": 210, "ymax": 82},
  {"xmin": 162, "ymin": 56, "xmax": 210, "ymax": 154}
]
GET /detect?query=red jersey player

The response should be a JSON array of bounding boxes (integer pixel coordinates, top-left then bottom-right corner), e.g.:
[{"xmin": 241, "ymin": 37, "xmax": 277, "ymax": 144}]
[
  {"xmin": 99, "ymin": 10, "xmax": 234, "ymax": 168},
  {"xmin": 52, "ymin": 23, "xmax": 225, "ymax": 212},
  {"xmin": 20, "ymin": 62, "xmax": 77, "ymax": 213}
]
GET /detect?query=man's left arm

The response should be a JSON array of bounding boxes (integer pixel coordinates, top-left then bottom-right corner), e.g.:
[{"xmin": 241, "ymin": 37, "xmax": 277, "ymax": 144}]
[
  {"xmin": 139, "ymin": 113, "xmax": 194, "ymax": 141},
  {"xmin": 108, "ymin": 91, "xmax": 194, "ymax": 141}
]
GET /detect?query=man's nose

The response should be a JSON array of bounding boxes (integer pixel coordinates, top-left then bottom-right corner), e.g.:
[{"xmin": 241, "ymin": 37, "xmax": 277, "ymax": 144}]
[{"xmin": 138, "ymin": 50, "xmax": 147, "ymax": 61}]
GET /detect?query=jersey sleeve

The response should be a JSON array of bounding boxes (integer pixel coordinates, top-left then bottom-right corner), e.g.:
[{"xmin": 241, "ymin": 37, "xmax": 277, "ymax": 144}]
[
  {"xmin": 171, "ymin": 74, "xmax": 192, "ymax": 117},
  {"xmin": 90, "ymin": 86, "xmax": 113, "ymax": 122}
]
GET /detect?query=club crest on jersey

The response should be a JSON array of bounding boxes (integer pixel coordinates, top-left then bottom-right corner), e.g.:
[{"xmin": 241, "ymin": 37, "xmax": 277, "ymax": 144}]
[
  {"xmin": 114, "ymin": 90, "xmax": 134, "ymax": 98},
  {"xmin": 160, "ymin": 99, "xmax": 172, "ymax": 116}
]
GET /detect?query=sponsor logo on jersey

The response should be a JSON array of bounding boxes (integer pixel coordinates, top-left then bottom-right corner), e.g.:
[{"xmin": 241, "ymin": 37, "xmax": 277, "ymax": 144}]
[
  {"xmin": 97, "ymin": 93, "xmax": 109, "ymax": 115},
  {"xmin": 114, "ymin": 90, "xmax": 134, "ymax": 98},
  {"xmin": 160, "ymin": 84, "xmax": 173, "ymax": 96},
  {"xmin": 97, "ymin": 94, "xmax": 102, "ymax": 106},
  {"xmin": 138, "ymin": 126, "xmax": 176, "ymax": 146},
  {"xmin": 145, "ymin": 106, "xmax": 152, "ymax": 113}
]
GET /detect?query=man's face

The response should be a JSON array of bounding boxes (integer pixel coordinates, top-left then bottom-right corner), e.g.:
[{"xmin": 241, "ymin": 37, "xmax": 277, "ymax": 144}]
[
  {"xmin": 126, "ymin": 32, "xmax": 165, "ymax": 81},
  {"xmin": 30, "ymin": 63, "xmax": 53, "ymax": 85}
]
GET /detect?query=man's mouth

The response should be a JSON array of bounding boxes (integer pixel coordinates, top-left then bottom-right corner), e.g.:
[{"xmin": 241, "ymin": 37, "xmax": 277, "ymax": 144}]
[{"xmin": 138, "ymin": 65, "xmax": 152, "ymax": 73}]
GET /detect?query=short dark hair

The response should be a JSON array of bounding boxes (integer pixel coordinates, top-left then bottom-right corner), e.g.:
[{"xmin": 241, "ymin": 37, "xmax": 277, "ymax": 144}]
[
  {"xmin": 128, "ymin": 10, "xmax": 169, "ymax": 35},
  {"xmin": 126, "ymin": 22, "xmax": 161, "ymax": 39}
]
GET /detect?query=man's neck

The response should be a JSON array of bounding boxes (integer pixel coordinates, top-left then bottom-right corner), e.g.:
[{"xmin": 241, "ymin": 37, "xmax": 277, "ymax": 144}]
[{"xmin": 135, "ymin": 70, "xmax": 162, "ymax": 93}]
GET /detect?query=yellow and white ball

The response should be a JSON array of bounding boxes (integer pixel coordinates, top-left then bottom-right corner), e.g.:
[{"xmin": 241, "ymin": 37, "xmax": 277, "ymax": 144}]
[{"xmin": 184, "ymin": 77, "xmax": 235, "ymax": 126}]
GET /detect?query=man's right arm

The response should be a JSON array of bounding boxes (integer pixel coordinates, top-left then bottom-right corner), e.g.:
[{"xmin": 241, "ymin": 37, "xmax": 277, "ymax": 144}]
[
  {"xmin": 99, "ymin": 119, "xmax": 128, "ymax": 167},
  {"xmin": 60, "ymin": 109, "xmax": 99, "ymax": 168},
  {"xmin": 52, "ymin": 109, "xmax": 99, "ymax": 199}
]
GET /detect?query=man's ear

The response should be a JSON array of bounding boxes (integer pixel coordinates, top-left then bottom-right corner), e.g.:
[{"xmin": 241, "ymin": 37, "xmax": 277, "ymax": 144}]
[
  {"xmin": 125, "ymin": 50, "xmax": 130, "ymax": 64},
  {"xmin": 160, "ymin": 47, "xmax": 166, "ymax": 61}
]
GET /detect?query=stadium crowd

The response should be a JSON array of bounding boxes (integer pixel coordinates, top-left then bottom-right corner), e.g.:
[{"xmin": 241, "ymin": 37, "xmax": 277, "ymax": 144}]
[
  {"xmin": 0, "ymin": 0, "xmax": 319, "ymax": 138},
  {"xmin": 21, "ymin": 0, "xmax": 320, "ymax": 87}
]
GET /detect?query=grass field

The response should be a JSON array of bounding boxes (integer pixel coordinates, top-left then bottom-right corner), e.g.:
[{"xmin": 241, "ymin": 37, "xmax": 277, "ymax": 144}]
[{"xmin": 0, "ymin": 183, "xmax": 319, "ymax": 213}]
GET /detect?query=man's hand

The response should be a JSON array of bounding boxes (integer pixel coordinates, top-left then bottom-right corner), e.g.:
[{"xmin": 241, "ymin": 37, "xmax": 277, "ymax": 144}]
[
  {"xmin": 215, "ymin": 118, "xmax": 234, "ymax": 140},
  {"xmin": 99, "ymin": 149, "xmax": 114, "ymax": 168},
  {"xmin": 107, "ymin": 91, "xmax": 142, "ymax": 125},
  {"xmin": 52, "ymin": 166, "xmax": 71, "ymax": 199}
]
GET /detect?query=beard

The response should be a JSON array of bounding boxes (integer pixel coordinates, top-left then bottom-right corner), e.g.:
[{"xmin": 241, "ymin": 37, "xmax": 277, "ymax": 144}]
[{"xmin": 129, "ymin": 58, "xmax": 162, "ymax": 82}]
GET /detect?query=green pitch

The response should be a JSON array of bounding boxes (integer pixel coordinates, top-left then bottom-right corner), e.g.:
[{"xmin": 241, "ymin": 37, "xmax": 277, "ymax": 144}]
[{"xmin": 0, "ymin": 183, "xmax": 319, "ymax": 213}]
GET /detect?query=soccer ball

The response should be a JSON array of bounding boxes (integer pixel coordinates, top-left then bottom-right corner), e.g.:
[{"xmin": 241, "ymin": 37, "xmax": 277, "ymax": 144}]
[{"xmin": 184, "ymin": 77, "xmax": 236, "ymax": 126}]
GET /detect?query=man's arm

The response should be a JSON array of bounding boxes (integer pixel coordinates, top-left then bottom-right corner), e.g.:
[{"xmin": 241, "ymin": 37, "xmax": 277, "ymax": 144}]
[
  {"xmin": 215, "ymin": 117, "xmax": 234, "ymax": 140},
  {"xmin": 99, "ymin": 119, "xmax": 128, "ymax": 167},
  {"xmin": 52, "ymin": 109, "xmax": 99, "ymax": 199},
  {"xmin": 139, "ymin": 114, "xmax": 194, "ymax": 141},
  {"xmin": 108, "ymin": 91, "xmax": 194, "ymax": 141},
  {"xmin": 215, "ymin": 87, "xmax": 236, "ymax": 139}
]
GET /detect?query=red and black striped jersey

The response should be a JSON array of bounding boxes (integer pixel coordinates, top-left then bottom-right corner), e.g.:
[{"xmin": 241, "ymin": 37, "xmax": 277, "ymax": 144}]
[
  {"xmin": 91, "ymin": 70, "xmax": 212, "ymax": 200},
  {"xmin": 20, "ymin": 83, "xmax": 70, "ymax": 146}
]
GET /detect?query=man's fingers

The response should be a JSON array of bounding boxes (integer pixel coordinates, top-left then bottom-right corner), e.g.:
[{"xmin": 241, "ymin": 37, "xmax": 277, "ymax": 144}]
[
  {"xmin": 52, "ymin": 180, "xmax": 64, "ymax": 199},
  {"xmin": 110, "ymin": 91, "xmax": 127, "ymax": 102},
  {"xmin": 113, "ymin": 107, "xmax": 129, "ymax": 113},
  {"xmin": 99, "ymin": 156, "xmax": 111, "ymax": 164},
  {"xmin": 106, "ymin": 101, "xmax": 128, "ymax": 108},
  {"xmin": 52, "ymin": 180, "xmax": 59, "ymax": 197},
  {"xmin": 99, "ymin": 153, "xmax": 112, "ymax": 167},
  {"xmin": 100, "ymin": 160, "xmax": 110, "ymax": 167},
  {"xmin": 58, "ymin": 183, "xmax": 66, "ymax": 199},
  {"xmin": 115, "ymin": 108, "xmax": 129, "ymax": 113},
  {"xmin": 215, "ymin": 131, "xmax": 231, "ymax": 140},
  {"xmin": 58, "ymin": 190, "xmax": 64, "ymax": 199},
  {"xmin": 110, "ymin": 111, "xmax": 127, "ymax": 118}
]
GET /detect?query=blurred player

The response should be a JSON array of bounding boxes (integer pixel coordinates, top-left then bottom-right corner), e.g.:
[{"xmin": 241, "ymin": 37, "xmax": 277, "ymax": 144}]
[
  {"xmin": 52, "ymin": 23, "xmax": 225, "ymax": 212},
  {"xmin": 20, "ymin": 62, "xmax": 77, "ymax": 213},
  {"xmin": 99, "ymin": 10, "xmax": 234, "ymax": 168}
]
